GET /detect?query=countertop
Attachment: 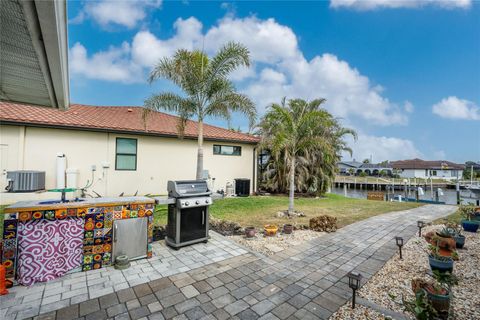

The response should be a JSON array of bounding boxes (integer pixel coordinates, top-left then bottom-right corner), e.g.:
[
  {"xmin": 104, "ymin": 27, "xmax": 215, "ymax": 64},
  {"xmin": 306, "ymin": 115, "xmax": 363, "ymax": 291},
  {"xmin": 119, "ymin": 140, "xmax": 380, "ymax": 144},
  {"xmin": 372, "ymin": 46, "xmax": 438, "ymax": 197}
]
[{"xmin": 4, "ymin": 196, "xmax": 155, "ymax": 213}]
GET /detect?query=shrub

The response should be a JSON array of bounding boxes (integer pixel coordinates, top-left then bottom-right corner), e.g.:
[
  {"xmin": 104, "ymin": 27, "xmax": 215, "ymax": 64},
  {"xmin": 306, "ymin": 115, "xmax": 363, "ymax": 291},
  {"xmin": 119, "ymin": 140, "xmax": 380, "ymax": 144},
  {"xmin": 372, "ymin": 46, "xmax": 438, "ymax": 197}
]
[{"xmin": 309, "ymin": 215, "xmax": 338, "ymax": 232}]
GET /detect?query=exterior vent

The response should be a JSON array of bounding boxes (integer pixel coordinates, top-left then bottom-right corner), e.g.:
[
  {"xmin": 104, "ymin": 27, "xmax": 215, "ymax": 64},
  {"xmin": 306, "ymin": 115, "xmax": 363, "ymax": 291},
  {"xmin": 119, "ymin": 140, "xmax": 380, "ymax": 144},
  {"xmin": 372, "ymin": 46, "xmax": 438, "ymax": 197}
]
[{"xmin": 6, "ymin": 171, "xmax": 46, "ymax": 192}]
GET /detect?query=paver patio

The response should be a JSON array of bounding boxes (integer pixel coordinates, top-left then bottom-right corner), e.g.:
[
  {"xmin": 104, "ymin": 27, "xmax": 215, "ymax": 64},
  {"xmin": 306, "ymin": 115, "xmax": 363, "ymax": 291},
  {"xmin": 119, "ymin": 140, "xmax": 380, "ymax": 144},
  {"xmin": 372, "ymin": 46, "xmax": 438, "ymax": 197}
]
[{"xmin": 0, "ymin": 204, "xmax": 456, "ymax": 320}]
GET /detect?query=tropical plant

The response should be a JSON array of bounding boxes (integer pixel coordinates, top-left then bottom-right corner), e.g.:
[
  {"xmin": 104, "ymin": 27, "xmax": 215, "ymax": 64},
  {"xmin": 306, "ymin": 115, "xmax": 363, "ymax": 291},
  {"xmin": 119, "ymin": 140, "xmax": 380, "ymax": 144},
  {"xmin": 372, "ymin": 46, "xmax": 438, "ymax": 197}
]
[
  {"xmin": 458, "ymin": 203, "xmax": 478, "ymax": 221},
  {"xmin": 144, "ymin": 42, "xmax": 257, "ymax": 179},
  {"xmin": 258, "ymin": 98, "xmax": 356, "ymax": 213},
  {"xmin": 390, "ymin": 290, "xmax": 438, "ymax": 320}
]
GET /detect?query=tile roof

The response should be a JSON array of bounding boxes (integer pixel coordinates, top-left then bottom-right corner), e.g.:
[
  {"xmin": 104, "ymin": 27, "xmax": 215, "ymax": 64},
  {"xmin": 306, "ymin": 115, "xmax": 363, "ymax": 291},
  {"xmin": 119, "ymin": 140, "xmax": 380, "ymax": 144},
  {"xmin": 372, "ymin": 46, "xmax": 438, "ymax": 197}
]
[
  {"xmin": 0, "ymin": 101, "xmax": 259, "ymax": 144},
  {"xmin": 390, "ymin": 158, "xmax": 464, "ymax": 170}
]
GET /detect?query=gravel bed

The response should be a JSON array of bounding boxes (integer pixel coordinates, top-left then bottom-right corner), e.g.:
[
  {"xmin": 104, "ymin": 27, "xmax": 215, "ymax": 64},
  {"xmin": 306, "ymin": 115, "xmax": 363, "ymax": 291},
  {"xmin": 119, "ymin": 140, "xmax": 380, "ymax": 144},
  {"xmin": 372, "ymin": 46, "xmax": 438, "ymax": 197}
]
[
  {"xmin": 331, "ymin": 224, "xmax": 480, "ymax": 319},
  {"xmin": 330, "ymin": 304, "xmax": 385, "ymax": 320},
  {"xmin": 228, "ymin": 230, "xmax": 325, "ymax": 256}
]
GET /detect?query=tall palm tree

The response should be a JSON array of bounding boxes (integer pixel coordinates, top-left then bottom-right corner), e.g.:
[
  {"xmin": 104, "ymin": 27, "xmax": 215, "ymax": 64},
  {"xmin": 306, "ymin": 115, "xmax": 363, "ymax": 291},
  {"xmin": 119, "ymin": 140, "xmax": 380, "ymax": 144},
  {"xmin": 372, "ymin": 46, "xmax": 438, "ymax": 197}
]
[
  {"xmin": 145, "ymin": 42, "xmax": 257, "ymax": 179},
  {"xmin": 258, "ymin": 98, "xmax": 356, "ymax": 213}
]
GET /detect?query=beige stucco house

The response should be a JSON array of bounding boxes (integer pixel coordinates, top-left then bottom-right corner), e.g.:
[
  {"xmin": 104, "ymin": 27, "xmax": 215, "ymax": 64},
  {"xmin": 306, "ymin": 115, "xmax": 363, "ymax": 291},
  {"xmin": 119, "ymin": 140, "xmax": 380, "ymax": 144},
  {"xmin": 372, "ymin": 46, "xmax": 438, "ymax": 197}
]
[{"xmin": 0, "ymin": 101, "xmax": 259, "ymax": 203}]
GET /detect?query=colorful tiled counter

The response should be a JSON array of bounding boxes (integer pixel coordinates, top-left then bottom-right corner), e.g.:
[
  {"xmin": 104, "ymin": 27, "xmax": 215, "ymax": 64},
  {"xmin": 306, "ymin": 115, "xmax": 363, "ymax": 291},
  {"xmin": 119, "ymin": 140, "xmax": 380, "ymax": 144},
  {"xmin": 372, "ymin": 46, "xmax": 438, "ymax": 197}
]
[{"xmin": 1, "ymin": 196, "xmax": 155, "ymax": 286}]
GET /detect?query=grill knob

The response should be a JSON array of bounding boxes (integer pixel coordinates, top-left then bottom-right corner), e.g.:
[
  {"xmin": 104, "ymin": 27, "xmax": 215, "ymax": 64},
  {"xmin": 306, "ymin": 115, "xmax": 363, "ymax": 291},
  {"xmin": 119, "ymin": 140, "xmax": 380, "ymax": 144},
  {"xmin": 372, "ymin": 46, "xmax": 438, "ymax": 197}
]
[
  {"xmin": 195, "ymin": 200, "xmax": 200, "ymax": 205},
  {"xmin": 205, "ymin": 199, "xmax": 209, "ymax": 204},
  {"xmin": 184, "ymin": 201, "xmax": 189, "ymax": 206}
]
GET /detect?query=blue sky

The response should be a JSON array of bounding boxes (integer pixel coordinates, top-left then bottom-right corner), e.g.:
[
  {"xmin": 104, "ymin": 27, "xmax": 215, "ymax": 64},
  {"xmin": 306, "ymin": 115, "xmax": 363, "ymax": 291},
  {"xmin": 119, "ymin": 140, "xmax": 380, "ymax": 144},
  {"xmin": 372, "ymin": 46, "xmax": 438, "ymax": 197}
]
[{"xmin": 67, "ymin": 0, "xmax": 480, "ymax": 163}]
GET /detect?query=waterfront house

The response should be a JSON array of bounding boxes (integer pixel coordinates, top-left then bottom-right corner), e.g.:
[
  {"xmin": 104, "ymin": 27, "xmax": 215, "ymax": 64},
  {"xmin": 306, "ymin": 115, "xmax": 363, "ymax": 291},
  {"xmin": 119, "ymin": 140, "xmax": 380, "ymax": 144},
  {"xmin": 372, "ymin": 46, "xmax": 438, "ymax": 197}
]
[
  {"xmin": 390, "ymin": 158, "xmax": 464, "ymax": 180},
  {"xmin": 0, "ymin": 102, "xmax": 259, "ymax": 203}
]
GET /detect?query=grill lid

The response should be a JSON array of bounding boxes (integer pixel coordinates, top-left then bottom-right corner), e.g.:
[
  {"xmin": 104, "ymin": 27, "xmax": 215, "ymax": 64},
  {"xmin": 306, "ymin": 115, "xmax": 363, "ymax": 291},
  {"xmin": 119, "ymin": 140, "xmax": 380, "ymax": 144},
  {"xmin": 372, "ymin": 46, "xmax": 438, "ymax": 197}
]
[{"xmin": 167, "ymin": 180, "xmax": 211, "ymax": 198}]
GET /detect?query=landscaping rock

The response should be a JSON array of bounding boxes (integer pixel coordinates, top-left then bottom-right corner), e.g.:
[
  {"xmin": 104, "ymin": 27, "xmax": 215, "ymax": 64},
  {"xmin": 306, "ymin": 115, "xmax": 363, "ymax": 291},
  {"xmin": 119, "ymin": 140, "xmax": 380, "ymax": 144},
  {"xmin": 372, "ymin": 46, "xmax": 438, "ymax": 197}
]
[
  {"xmin": 209, "ymin": 218, "xmax": 244, "ymax": 235},
  {"xmin": 309, "ymin": 215, "xmax": 338, "ymax": 232},
  {"xmin": 229, "ymin": 230, "xmax": 324, "ymax": 256},
  {"xmin": 275, "ymin": 210, "xmax": 306, "ymax": 218},
  {"xmin": 331, "ymin": 224, "xmax": 480, "ymax": 320}
]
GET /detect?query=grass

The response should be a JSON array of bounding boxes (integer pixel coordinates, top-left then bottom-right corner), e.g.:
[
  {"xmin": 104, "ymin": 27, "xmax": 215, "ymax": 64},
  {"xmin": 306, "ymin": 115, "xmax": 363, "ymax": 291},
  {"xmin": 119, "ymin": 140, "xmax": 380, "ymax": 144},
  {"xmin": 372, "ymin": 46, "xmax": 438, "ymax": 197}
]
[{"xmin": 153, "ymin": 193, "xmax": 423, "ymax": 229}]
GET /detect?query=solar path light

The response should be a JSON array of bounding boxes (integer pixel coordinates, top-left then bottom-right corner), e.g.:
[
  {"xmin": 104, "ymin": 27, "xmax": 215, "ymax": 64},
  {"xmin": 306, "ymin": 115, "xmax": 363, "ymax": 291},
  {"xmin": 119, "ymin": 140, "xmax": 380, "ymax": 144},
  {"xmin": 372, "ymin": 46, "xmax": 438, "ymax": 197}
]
[
  {"xmin": 395, "ymin": 236, "xmax": 404, "ymax": 259},
  {"xmin": 347, "ymin": 271, "xmax": 362, "ymax": 309}
]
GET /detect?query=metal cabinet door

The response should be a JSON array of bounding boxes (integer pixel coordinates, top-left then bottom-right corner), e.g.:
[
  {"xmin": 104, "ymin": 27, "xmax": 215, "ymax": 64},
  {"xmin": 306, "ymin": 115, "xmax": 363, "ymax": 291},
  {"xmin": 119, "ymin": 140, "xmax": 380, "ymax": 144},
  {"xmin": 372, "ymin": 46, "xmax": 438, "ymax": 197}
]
[{"xmin": 113, "ymin": 217, "xmax": 148, "ymax": 261}]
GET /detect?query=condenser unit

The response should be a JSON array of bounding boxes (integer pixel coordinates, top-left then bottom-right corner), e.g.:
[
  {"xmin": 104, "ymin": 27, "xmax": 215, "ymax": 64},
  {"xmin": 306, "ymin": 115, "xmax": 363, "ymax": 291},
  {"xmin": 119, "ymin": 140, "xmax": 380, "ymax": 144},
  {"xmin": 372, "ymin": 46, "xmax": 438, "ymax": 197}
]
[{"xmin": 6, "ymin": 170, "xmax": 46, "ymax": 192}]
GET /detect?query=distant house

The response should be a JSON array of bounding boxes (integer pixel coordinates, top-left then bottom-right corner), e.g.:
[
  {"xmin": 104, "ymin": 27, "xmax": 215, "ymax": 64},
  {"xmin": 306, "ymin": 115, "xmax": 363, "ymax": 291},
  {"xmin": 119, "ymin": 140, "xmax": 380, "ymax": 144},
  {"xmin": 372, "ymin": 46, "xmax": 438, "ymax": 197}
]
[
  {"xmin": 337, "ymin": 160, "xmax": 362, "ymax": 174},
  {"xmin": 390, "ymin": 158, "xmax": 464, "ymax": 180},
  {"xmin": 337, "ymin": 161, "xmax": 393, "ymax": 176}
]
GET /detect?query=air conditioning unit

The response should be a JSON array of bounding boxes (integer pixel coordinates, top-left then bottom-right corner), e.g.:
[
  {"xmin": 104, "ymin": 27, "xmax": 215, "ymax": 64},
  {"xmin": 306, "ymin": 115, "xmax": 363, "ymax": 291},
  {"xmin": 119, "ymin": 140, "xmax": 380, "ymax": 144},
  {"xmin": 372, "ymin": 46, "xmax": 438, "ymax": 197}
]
[{"xmin": 6, "ymin": 171, "xmax": 46, "ymax": 192}]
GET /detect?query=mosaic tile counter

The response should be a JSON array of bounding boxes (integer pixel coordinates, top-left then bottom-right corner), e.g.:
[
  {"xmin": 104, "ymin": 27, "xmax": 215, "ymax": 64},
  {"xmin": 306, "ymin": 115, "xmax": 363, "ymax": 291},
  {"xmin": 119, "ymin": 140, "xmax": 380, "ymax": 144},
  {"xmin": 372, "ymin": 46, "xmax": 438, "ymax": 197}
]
[{"xmin": 1, "ymin": 197, "xmax": 155, "ymax": 286}]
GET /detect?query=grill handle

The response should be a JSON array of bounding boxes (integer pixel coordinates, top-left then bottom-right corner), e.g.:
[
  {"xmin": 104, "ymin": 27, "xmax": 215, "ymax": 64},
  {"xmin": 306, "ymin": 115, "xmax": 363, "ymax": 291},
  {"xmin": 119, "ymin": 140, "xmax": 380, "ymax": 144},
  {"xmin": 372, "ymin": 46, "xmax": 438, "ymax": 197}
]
[
  {"xmin": 114, "ymin": 223, "xmax": 118, "ymax": 243},
  {"xmin": 202, "ymin": 210, "xmax": 205, "ymax": 225}
]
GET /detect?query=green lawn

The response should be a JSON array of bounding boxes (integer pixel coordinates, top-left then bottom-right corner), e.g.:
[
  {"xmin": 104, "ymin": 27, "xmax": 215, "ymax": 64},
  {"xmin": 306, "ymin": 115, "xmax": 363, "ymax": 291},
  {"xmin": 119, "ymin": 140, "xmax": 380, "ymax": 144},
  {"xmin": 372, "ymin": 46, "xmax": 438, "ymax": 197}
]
[{"xmin": 153, "ymin": 194, "xmax": 423, "ymax": 228}]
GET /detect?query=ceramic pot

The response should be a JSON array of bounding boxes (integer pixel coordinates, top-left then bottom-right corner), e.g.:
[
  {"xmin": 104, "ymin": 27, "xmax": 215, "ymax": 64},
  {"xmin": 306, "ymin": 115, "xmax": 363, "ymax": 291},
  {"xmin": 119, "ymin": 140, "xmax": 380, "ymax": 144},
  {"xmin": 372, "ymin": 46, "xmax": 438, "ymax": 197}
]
[
  {"xmin": 454, "ymin": 235, "xmax": 465, "ymax": 249},
  {"xmin": 264, "ymin": 225, "xmax": 278, "ymax": 237},
  {"xmin": 461, "ymin": 220, "xmax": 479, "ymax": 233},
  {"xmin": 245, "ymin": 227, "xmax": 256, "ymax": 238},
  {"xmin": 426, "ymin": 289, "xmax": 450, "ymax": 313},
  {"xmin": 428, "ymin": 255, "xmax": 453, "ymax": 273},
  {"xmin": 283, "ymin": 224, "xmax": 293, "ymax": 234}
]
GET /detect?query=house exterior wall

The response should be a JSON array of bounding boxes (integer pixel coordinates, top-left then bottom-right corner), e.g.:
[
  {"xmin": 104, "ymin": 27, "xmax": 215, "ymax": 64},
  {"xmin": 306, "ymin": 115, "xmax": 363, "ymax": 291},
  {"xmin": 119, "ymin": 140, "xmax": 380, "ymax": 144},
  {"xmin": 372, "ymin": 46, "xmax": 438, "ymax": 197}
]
[
  {"xmin": 398, "ymin": 169, "xmax": 462, "ymax": 180},
  {"xmin": 0, "ymin": 125, "xmax": 256, "ymax": 203}
]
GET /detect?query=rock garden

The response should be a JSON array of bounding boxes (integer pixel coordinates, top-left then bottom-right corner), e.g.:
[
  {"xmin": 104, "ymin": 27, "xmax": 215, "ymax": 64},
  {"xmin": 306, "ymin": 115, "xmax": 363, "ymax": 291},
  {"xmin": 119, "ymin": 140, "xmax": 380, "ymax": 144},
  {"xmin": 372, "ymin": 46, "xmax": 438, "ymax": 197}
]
[
  {"xmin": 210, "ymin": 213, "xmax": 338, "ymax": 255},
  {"xmin": 331, "ymin": 204, "xmax": 480, "ymax": 320}
]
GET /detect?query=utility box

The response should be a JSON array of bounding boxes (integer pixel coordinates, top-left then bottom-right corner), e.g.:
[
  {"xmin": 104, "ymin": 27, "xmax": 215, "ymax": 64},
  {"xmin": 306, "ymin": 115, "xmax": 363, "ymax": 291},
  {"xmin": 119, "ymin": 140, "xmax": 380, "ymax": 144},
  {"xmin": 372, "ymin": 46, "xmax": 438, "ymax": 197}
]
[{"xmin": 235, "ymin": 179, "xmax": 251, "ymax": 197}]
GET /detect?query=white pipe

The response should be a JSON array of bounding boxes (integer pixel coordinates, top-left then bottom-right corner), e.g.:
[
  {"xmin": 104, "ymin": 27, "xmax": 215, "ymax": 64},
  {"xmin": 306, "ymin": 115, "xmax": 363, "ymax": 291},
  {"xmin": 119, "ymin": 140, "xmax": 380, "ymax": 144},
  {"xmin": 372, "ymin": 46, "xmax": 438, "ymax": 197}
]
[{"xmin": 56, "ymin": 153, "xmax": 66, "ymax": 189}]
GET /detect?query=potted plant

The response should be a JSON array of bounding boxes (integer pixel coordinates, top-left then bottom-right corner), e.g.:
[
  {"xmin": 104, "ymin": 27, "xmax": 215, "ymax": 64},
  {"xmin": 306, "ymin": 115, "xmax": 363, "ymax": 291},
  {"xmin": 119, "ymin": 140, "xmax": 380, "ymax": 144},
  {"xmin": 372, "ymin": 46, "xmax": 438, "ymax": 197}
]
[
  {"xmin": 283, "ymin": 224, "xmax": 293, "ymax": 234},
  {"xmin": 394, "ymin": 289, "xmax": 438, "ymax": 320},
  {"xmin": 444, "ymin": 222, "xmax": 466, "ymax": 249},
  {"xmin": 459, "ymin": 204, "xmax": 480, "ymax": 232},
  {"xmin": 428, "ymin": 245, "xmax": 454, "ymax": 273},
  {"xmin": 245, "ymin": 226, "xmax": 256, "ymax": 238},
  {"xmin": 410, "ymin": 271, "xmax": 458, "ymax": 316}
]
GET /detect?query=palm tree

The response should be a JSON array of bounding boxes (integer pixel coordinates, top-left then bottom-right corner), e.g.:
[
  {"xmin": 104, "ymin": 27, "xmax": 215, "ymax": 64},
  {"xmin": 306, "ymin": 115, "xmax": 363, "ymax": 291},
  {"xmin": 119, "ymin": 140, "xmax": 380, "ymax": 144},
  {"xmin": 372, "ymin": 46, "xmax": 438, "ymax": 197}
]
[
  {"xmin": 145, "ymin": 42, "xmax": 257, "ymax": 179},
  {"xmin": 258, "ymin": 98, "xmax": 356, "ymax": 213}
]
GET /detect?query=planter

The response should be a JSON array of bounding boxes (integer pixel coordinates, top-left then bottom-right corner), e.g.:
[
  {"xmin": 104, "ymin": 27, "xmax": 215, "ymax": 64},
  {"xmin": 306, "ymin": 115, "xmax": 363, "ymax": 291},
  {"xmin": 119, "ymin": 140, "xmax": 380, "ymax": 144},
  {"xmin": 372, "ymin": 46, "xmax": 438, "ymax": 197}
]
[
  {"xmin": 454, "ymin": 234, "xmax": 465, "ymax": 249},
  {"xmin": 264, "ymin": 225, "xmax": 278, "ymax": 237},
  {"xmin": 427, "ymin": 290, "xmax": 450, "ymax": 313},
  {"xmin": 245, "ymin": 227, "xmax": 256, "ymax": 238},
  {"xmin": 283, "ymin": 224, "xmax": 293, "ymax": 234},
  {"xmin": 472, "ymin": 214, "xmax": 480, "ymax": 222},
  {"xmin": 461, "ymin": 220, "xmax": 479, "ymax": 233},
  {"xmin": 428, "ymin": 255, "xmax": 453, "ymax": 273}
]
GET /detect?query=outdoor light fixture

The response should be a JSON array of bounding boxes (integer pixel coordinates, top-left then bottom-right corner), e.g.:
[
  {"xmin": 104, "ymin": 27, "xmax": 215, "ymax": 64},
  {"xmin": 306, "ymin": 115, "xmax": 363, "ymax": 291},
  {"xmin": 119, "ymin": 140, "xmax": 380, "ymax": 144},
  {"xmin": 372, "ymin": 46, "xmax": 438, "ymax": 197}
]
[
  {"xmin": 347, "ymin": 271, "xmax": 362, "ymax": 309},
  {"xmin": 395, "ymin": 236, "xmax": 404, "ymax": 259},
  {"xmin": 417, "ymin": 220, "xmax": 425, "ymax": 237}
]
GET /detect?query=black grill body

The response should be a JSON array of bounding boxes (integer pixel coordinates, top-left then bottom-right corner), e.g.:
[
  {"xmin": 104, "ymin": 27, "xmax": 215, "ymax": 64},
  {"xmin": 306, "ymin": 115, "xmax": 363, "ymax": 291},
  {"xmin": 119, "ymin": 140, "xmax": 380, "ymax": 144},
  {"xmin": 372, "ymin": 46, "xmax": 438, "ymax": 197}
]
[
  {"xmin": 235, "ymin": 179, "xmax": 251, "ymax": 197},
  {"xmin": 165, "ymin": 180, "xmax": 212, "ymax": 249}
]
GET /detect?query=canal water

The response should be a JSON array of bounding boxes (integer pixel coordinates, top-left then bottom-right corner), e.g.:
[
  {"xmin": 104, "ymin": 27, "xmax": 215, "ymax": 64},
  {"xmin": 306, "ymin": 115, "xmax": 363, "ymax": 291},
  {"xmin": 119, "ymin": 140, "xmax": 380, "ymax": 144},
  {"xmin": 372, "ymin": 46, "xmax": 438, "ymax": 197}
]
[{"xmin": 330, "ymin": 187, "xmax": 479, "ymax": 205}]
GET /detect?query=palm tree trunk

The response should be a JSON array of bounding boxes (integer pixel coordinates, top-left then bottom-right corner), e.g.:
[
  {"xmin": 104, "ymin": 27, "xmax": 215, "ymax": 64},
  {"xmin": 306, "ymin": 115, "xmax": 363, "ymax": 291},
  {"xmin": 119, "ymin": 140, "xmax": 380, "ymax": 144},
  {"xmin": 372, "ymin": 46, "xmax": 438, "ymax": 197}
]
[
  {"xmin": 288, "ymin": 156, "xmax": 295, "ymax": 214},
  {"xmin": 196, "ymin": 120, "xmax": 204, "ymax": 180}
]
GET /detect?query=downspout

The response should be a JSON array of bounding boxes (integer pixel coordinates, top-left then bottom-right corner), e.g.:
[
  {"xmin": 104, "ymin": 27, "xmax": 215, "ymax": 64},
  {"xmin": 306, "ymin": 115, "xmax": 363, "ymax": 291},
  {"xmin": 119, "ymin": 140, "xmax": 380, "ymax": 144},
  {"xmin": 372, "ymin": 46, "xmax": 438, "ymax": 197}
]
[
  {"xmin": 252, "ymin": 147, "xmax": 256, "ymax": 193},
  {"xmin": 18, "ymin": 126, "xmax": 26, "ymax": 169}
]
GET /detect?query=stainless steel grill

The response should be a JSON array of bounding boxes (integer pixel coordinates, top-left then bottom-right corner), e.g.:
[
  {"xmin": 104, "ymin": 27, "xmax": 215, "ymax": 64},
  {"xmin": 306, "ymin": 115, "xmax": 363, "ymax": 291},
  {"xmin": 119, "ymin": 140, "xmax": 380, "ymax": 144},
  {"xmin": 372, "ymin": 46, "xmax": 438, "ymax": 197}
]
[{"xmin": 166, "ymin": 180, "xmax": 212, "ymax": 249}]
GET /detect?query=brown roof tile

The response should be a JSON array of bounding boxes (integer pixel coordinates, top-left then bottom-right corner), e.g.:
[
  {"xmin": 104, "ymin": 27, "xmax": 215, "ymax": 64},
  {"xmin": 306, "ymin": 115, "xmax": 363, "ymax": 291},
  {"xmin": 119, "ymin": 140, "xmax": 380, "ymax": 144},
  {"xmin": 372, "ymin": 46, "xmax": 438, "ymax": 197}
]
[
  {"xmin": 0, "ymin": 101, "xmax": 259, "ymax": 144},
  {"xmin": 390, "ymin": 158, "xmax": 464, "ymax": 170}
]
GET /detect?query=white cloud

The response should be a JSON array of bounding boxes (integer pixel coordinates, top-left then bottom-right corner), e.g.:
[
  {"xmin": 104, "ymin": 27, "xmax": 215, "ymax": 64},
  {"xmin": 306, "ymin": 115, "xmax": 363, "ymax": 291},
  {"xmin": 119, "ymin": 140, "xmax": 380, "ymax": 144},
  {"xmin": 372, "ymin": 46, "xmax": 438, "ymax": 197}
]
[
  {"xmin": 343, "ymin": 134, "xmax": 423, "ymax": 162},
  {"xmin": 72, "ymin": 0, "xmax": 162, "ymax": 29},
  {"xmin": 432, "ymin": 96, "xmax": 480, "ymax": 120},
  {"xmin": 404, "ymin": 101, "xmax": 414, "ymax": 113},
  {"xmin": 69, "ymin": 42, "xmax": 143, "ymax": 83},
  {"xmin": 69, "ymin": 15, "xmax": 409, "ymax": 125},
  {"xmin": 330, "ymin": 0, "xmax": 472, "ymax": 10},
  {"xmin": 132, "ymin": 18, "xmax": 203, "ymax": 68}
]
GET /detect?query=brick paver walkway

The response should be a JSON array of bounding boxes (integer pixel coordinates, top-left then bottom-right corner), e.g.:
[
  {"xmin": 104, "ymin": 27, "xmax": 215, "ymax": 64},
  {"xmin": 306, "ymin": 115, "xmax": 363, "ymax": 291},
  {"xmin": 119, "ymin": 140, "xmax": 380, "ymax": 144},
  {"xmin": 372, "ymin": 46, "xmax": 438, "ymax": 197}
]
[{"xmin": 2, "ymin": 204, "xmax": 456, "ymax": 320}]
